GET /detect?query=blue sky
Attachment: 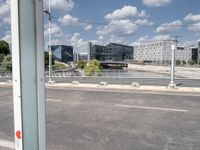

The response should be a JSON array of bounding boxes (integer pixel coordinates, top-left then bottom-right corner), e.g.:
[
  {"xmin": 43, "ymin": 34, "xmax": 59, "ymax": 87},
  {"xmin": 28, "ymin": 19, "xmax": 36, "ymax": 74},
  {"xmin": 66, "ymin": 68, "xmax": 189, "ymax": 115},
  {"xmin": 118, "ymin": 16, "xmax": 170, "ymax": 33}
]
[{"xmin": 0, "ymin": 0, "xmax": 200, "ymax": 52}]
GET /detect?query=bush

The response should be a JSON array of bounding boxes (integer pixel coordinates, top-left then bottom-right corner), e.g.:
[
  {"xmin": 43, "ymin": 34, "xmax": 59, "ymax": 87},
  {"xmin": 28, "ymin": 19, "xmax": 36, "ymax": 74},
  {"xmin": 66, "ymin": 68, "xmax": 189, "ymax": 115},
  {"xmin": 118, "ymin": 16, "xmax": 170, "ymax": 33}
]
[
  {"xmin": 77, "ymin": 60, "xmax": 87, "ymax": 69},
  {"xmin": 1, "ymin": 55, "xmax": 12, "ymax": 71},
  {"xmin": 176, "ymin": 59, "xmax": 181, "ymax": 66},
  {"xmin": 84, "ymin": 59, "xmax": 101, "ymax": 76}
]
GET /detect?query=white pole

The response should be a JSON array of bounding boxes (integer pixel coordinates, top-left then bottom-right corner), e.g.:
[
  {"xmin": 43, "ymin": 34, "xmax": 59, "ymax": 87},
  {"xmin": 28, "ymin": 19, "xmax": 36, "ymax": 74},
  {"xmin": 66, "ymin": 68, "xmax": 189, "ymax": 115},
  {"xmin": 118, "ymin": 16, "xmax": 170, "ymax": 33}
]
[
  {"xmin": 168, "ymin": 44, "xmax": 176, "ymax": 88},
  {"xmin": 11, "ymin": 0, "xmax": 46, "ymax": 149},
  {"xmin": 48, "ymin": 0, "xmax": 52, "ymax": 83}
]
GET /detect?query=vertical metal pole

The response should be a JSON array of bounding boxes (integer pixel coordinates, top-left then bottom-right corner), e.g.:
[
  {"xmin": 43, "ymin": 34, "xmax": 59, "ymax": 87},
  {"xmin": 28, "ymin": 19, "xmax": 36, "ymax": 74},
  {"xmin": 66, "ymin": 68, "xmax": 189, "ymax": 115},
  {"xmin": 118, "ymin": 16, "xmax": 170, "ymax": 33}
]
[
  {"xmin": 11, "ymin": 0, "xmax": 46, "ymax": 150},
  {"xmin": 48, "ymin": 0, "xmax": 52, "ymax": 83}
]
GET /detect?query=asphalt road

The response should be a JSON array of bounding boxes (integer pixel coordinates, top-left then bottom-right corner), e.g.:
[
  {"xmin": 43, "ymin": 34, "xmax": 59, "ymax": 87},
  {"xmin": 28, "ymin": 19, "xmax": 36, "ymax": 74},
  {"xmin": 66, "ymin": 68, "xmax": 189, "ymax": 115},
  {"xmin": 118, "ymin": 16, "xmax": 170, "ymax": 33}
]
[{"xmin": 0, "ymin": 86, "xmax": 200, "ymax": 150}]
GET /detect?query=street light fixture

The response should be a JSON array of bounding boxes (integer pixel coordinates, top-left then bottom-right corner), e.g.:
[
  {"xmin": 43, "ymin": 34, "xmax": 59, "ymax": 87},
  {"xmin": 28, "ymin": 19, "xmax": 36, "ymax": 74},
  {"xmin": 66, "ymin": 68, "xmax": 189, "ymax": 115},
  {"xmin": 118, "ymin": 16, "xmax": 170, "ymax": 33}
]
[{"xmin": 43, "ymin": 0, "xmax": 54, "ymax": 84}]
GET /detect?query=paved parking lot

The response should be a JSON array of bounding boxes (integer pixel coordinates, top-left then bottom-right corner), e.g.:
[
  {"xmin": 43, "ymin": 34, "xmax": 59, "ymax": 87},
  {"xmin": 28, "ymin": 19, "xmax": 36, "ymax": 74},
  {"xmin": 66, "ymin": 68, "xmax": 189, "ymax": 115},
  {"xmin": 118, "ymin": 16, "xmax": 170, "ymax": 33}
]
[{"xmin": 0, "ymin": 86, "xmax": 200, "ymax": 150}]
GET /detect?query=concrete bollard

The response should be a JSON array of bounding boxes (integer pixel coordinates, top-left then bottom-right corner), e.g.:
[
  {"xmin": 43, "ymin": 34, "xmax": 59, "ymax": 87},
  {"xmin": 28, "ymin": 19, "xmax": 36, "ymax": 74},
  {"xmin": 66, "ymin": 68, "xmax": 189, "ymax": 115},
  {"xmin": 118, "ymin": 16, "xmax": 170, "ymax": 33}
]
[
  {"xmin": 99, "ymin": 81, "xmax": 108, "ymax": 86},
  {"xmin": 72, "ymin": 81, "xmax": 80, "ymax": 85},
  {"xmin": 131, "ymin": 82, "xmax": 140, "ymax": 88}
]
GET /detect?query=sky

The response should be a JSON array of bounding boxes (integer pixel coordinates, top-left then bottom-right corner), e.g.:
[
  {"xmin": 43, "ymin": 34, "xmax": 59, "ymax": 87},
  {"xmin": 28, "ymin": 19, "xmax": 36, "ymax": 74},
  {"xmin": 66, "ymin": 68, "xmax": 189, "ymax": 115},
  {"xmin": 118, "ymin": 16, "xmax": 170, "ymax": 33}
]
[{"xmin": 0, "ymin": 0, "xmax": 200, "ymax": 53}]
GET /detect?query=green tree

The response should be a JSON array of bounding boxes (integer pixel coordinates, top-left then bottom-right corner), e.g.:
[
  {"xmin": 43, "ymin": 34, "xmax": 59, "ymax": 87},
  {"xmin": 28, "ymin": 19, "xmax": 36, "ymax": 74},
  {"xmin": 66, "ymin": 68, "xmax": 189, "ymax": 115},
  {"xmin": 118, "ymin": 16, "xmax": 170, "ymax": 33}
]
[
  {"xmin": 1, "ymin": 55, "xmax": 12, "ymax": 71},
  {"xmin": 84, "ymin": 59, "xmax": 101, "ymax": 76},
  {"xmin": 77, "ymin": 60, "xmax": 87, "ymax": 69},
  {"xmin": 44, "ymin": 51, "xmax": 55, "ymax": 67},
  {"xmin": 0, "ymin": 40, "xmax": 10, "ymax": 55},
  {"xmin": 0, "ymin": 53, "xmax": 5, "ymax": 64},
  {"xmin": 182, "ymin": 60, "xmax": 186, "ymax": 65},
  {"xmin": 176, "ymin": 59, "xmax": 181, "ymax": 66}
]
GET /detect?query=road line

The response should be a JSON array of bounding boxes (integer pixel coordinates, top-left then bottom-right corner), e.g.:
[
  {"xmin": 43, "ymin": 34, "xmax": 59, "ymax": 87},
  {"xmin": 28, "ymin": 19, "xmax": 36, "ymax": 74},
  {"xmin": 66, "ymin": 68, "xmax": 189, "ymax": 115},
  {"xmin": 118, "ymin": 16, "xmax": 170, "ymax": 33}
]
[
  {"xmin": 0, "ymin": 140, "xmax": 14, "ymax": 149},
  {"xmin": 46, "ymin": 98, "xmax": 62, "ymax": 102},
  {"xmin": 115, "ymin": 104, "xmax": 188, "ymax": 112}
]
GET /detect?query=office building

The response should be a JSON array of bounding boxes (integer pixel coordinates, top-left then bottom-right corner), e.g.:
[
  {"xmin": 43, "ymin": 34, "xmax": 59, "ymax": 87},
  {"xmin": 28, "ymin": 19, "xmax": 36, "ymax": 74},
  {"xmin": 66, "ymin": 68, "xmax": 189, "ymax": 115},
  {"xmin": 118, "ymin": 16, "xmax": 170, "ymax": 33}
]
[
  {"xmin": 89, "ymin": 42, "xmax": 134, "ymax": 62},
  {"xmin": 51, "ymin": 45, "xmax": 73, "ymax": 63}
]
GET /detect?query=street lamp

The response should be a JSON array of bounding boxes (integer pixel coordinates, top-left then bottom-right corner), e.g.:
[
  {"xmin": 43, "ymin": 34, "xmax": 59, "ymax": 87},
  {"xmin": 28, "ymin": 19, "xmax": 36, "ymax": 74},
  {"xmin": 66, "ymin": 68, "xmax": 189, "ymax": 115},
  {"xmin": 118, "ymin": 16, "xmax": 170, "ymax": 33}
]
[{"xmin": 43, "ymin": 0, "xmax": 54, "ymax": 84}]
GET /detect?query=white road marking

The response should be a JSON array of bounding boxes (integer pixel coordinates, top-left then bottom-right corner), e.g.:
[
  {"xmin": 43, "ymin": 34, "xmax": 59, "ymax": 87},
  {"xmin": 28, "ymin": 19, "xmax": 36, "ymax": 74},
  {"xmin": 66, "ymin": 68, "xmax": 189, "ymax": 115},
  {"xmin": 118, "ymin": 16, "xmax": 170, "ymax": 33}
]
[
  {"xmin": 0, "ymin": 140, "xmax": 14, "ymax": 149},
  {"xmin": 46, "ymin": 99, "xmax": 62, "ymax": 102},
  {"xmin": 115, "ymin": 104, "xmax": 188, "ymax": 112}
]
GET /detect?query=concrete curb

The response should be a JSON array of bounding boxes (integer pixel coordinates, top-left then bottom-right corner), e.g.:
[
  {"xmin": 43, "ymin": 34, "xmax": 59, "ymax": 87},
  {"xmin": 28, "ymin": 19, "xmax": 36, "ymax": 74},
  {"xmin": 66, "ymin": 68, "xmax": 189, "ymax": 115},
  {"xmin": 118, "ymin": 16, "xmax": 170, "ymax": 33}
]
[
  {"xmin": 1, "ymin": 82, "xmax": 199, "ymax": 93},
  {"xmin": 45, "ymin": 83, "xmax": 200, "ymax": 93}
]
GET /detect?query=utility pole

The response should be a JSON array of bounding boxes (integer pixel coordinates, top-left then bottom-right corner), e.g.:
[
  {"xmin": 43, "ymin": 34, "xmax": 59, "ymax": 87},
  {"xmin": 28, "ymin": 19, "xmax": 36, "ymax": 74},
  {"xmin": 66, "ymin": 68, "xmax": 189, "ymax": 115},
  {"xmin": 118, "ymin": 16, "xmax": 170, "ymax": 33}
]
[
  {"xmin": 11, "ymin": 0, "xmax": 46, "ymax": 149},
  {"xmin": 44, "ymin": 0, "xmax": 54, "ymax": 84}
]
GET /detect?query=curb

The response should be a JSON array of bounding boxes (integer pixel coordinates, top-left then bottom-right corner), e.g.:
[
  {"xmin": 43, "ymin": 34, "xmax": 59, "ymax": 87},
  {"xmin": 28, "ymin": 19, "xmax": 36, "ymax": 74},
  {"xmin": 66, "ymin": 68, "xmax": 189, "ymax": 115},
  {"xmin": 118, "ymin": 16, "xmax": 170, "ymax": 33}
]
[
  {"xmin": 1, "ymin": 82, "xmax": 200, "ymax": 93},
  {"xmin": 45, "ymin": 83, "xmax": 200, "ymax": 93}
]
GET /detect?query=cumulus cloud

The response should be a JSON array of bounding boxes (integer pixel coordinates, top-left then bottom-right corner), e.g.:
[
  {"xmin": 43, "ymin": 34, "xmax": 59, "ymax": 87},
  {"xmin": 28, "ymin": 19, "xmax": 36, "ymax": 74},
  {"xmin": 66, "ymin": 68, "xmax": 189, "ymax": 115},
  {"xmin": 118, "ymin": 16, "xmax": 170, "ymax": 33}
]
[
  {"xmin": 142, "ymin": 0, "xmax": 171, "ymax": 7},
  {"xmin": 105, "ymin": 5, "xmax": 138, "ymax": 20},
  {"xmin": 1, "ymin": 30, "xmax": 11, "ymax": 43},
  {"xmin": 70, "ymin": 33, "xmax": 88, "ymax": 52},
  {"xmin": 156, "ymin": 20, "xmax": 183, "ymax": 33},
  {"xmin": 132, "ymin": 36, "xmax": 148, "ymax": 45},
  {"xmin": 152, "ymin": 34, "xmax": 171, "ymax": 41},
  {"xmin": 184, "ymin": 13, "xmax": 200, "ymax": 22},
  {"xmin": 134, "ymin": 19, "xmax": 153, "ymax": 26},
  {"xmin": 188, "ymin": 22, "xmax": 200, "ymax": 32},
  {"xmin": 96, "ymin": 20, "xmax": 138, "ymax": 37},
  {"xmin": 58, "ymin": 14, "xmax": 92, "ymax": 30},
  {"xmin": 44, "ymin": 23, "xmax": 63, "ymax": 38},
  {"xmin": 0, "ymin": 1, "xmax": 10, "ymax": 26},
  {"xmin": 43, "ymin": 0, "xmax": 74, "ymax": 12}
]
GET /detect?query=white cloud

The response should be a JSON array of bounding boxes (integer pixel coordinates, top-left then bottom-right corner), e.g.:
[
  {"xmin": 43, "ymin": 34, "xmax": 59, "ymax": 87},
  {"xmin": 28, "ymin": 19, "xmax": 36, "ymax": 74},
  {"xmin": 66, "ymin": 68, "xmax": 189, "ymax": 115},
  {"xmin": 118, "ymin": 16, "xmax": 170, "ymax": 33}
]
[
  {"xmin": 156, "ymin": 20, "xmax": 183, "ymax": 33},
  {"xmin": 96, "ymin": 20, "xmax": 138, "ymax": 37},
  {"xmin": 132, "ymin": 36, "xmax": 148, "ymax": 45},
  {"xmin": 43, "ymin": 0, "xmax": 74, "ymax": 12},
  {"xmin": 1, "ymin": 30, "xmax": 11, "ymax": 44},
  {"xmin": 152, "ymin": 34, "xmax": 171, "ymax": 41},
  {"xmin": 44, "ymin": 23, "xmax": 63, "ymax": 38},
  {"xmin": 184, "ymin": 13, "xmax": 200, "ymax": 22},
  {"xmin": 105, "ymin": 5, "xmax": 138, "ymax": 20},
  {"xmin": 142, "ymin": 0, "xmax": 171, "ymax": 7},
  {"xmin": 0, "ymin": 1, "xmax": 10, "ymax": 26},
  {"xmin": 188, "ymin": 22, "xmax": 200, "ymax": 32},
  {"xmin": 70, "ymin": 33, "xmax": 88, "ymax": 52},
  {"xmin": 134, "ymin": 19, "xmax": 153, "ymax": 26},
  {"xmin": 138, "ymin": 10, "xmax": 148, "ymax": 18},
  {"xmin": 58, "ymin": 14, "xmax": 92, "ymax": 30}
]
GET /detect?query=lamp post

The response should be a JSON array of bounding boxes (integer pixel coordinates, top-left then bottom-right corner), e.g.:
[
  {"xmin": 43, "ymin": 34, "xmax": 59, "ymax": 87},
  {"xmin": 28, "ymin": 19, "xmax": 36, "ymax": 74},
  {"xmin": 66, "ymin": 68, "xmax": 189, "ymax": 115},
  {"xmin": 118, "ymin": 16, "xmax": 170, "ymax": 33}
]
[{"xmin": 44, "ymin": 0, "xmax": 54, "ymax": 84}]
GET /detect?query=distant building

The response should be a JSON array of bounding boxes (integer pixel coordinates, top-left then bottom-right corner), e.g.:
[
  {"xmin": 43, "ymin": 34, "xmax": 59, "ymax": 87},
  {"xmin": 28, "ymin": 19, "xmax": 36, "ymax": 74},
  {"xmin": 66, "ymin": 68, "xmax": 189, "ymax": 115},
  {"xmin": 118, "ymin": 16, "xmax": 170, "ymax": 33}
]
[
  {"xmin": 51, "ymin": 45, "xmax": 73, "ymax": 63},
  {"xmin": 134, "ymin": 40, "xmax": 176, "ymax": 64},
  {"xmin": 89, "ymin": 43, "xmax": 133, "ymax": 62},
  {"xmin": 106, "ymin": 43, "xmax": 133, "ymax": 61}
]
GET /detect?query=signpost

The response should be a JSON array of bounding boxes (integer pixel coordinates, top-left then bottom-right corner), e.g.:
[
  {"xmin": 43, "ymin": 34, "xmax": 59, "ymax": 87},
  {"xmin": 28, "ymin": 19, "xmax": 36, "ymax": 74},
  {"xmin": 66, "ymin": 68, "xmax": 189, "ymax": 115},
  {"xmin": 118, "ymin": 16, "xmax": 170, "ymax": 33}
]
[{"xmin": 11, "ymin": 0, "xmax": 46, "ymax": 149}]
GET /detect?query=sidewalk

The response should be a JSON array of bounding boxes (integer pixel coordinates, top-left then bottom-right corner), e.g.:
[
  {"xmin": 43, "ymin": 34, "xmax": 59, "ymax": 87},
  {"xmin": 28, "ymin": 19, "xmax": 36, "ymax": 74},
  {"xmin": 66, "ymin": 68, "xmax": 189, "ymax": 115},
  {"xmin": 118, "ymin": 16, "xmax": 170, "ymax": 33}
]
[{"xmin": 128, "ymin": 64, "xmax": 200, "ymax": 79}]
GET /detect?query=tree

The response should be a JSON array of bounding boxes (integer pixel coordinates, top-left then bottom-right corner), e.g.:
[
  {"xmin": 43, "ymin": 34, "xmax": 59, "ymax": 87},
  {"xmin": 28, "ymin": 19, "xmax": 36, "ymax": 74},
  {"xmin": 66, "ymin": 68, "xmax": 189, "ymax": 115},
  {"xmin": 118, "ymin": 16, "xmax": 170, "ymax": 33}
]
[
  {"xmin": 0, "ymin": 40, "xmax": 10, "ymax": 55},
  {"xmin": 176, "ymin": 59, "xmax": 181, "ymax": 66},
  {"xmin": 77, "ymin": 60, "xmax": 87, "ymax": 69},
  {"xmin": 44, "ymin": 51, "xmax": 55, "ymax": 67},
  {"xmin": 1, "ymin": 55, "xmax": 12, "ymax": 71},
  {"xmin": 0, "ymin": 53, "xmax": 5, "ymax": 64},
  {"xmin": 84, "ymin": 59, "xmax": 101, "ymax": 76}
]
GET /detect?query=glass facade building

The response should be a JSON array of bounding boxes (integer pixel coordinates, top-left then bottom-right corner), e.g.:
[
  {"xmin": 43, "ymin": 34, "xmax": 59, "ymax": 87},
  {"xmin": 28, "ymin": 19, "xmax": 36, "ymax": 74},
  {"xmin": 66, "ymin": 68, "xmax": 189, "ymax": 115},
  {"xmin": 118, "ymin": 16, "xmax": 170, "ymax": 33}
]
[
  {"xmin": 89, "ymin": 43, "xmax": 133, "ymax": 61},
  {"xmin": 51, "ymin": 45, "xmax": 73, "ymax": 63}
]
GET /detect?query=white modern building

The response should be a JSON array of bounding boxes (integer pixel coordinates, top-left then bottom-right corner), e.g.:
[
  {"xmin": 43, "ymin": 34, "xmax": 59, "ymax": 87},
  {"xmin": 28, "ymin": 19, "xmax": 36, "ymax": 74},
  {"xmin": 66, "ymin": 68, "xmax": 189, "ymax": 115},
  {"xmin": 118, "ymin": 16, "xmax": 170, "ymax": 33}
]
[{"xmin": 133, "ymin": 40, "xmax": 192, "ymax": 65}]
